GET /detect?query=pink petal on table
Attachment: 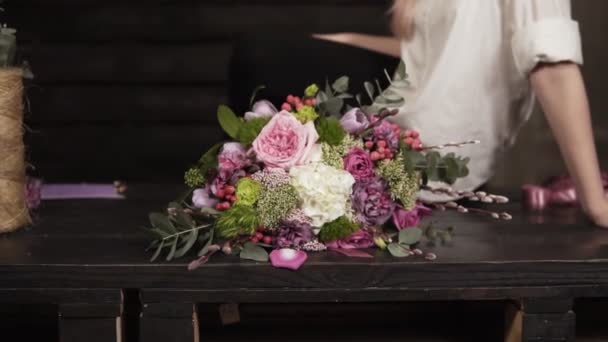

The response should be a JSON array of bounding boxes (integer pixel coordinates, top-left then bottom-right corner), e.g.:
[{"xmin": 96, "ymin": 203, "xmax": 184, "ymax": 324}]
[
  {"xmin": 329, "ymin": 248, "xmax": 374, "ymax": 258},
  {"xmin": 269, "ymin": 249, "xmax": 308, "ymax": 270}
]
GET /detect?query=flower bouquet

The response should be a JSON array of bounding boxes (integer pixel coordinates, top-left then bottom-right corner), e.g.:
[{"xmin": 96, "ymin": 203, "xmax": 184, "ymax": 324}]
[{"xmin": 146, "ymin": 65, "xmax": 509, "ymax": 270}]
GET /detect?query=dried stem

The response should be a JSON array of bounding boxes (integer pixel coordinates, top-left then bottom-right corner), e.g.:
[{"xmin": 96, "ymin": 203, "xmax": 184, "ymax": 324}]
[{"xmin": 420, "ymin": 140, "xmax": 481, "ymax": 151}]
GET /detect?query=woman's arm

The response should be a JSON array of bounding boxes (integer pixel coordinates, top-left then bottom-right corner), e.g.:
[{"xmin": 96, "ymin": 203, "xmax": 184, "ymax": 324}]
[
  {"xmin": 530, "ymin": 62, "xmax": 608, "ymax": 227},
  {"xmin": 312, "ymin": 33, "xmax": 401, "ymax": 58}
]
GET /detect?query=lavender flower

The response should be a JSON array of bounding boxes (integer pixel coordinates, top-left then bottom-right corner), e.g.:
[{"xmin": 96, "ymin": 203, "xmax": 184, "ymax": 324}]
[
  {"xmin": 351, "ymin": 177, "xmax": 396, "ymax": 226},
  {"xmin": 276, "ymin": 220, "xmax": 314, "ymax": 249},
  {"xmin": 339, "ymin": 107, "xmax": 369, "ymax": 134}
]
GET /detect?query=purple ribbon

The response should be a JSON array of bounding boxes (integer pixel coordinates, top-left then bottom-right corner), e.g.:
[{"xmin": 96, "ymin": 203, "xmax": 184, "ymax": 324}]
[{"xmin": 522, "ymin": 172, "xmax": 608, "ymax": 210}]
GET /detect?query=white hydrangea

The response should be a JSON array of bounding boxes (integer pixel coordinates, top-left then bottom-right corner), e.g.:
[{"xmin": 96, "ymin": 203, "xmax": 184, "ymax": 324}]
[{"xmin": 289, "ymin": 162, "xmax": 355, "ymax": 227}]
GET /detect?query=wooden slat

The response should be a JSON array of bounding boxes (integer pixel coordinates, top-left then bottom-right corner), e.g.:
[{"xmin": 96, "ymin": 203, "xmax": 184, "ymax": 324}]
[
  {"xmin": 25, "ymin": 85, "xmax": 226, "ymax": 123},
  {"xmin": 26, "ymin": 125, "xmax": 224, "ymax": 181},
  {"xmin": 20, "ymin": 43, "xmax": 232, "ymax": 83},
  {"xmin": 8, "ymin": 5, "xmax": 391, "ymax": 42}
]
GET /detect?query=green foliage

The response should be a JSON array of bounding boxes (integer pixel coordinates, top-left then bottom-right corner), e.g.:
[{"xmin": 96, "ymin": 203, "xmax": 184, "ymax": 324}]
[
  {"xmin": 147, "ymin": 203, "xmax": 213, "ymax": 262},
  {"xmin": 216, "ymin": 205, "xmax": 260, "ymax": 238},
  {"xmin": 184, "ymin": 168, "xmax": 204, "ymax": 188},
  {"xmin": 217, "ymin": 105, "xmax": 242, "ymax": 140},
  {"xmin": 257, "ymin": 185, "xmax": 299, "ymax": 229},
  {"xmin": 249, "ymin": 85, "xmax": 266, "ymax": 107},
  {"xmin": 240, "ymin": 242, "xmax": 269, "ymax": 262},
  {"xmin": 400, "ymin": 148, "xmax": 470, "ymax": 185},
  {"xmin": 316, "ymin": 116, "xmax": 346, "ymax": 146},
  {"xmin": 377, "ymin": 157, "xmax": 420, "ymax": 209},
  {"xmin": 398, "ymin": 227, "xmax": 422, "ymax": 245},
  {"xmin": 331, "ymin": 76, "xmax": 349, "ymax": 93},
  {"xmin": 235, "ymin": 178, "xmax": 262, "ymax": 206},
  {"xmin": 293, "ymin": 105, "xmax": 319, "ymax": 123},
  {"xmin": 319, "ymin": 216, "xmax": 359, "ymax": 243},
  {"xmin": 237, "ymin": 117, "xmax": 271, "ymax": 145},
  {"xmin": 387, "ymin": 243, "xmax": 410, "ymax": 258},
  {"xmin": 424, "ymin": 224, "xmax": 454, "ymax": 246}
]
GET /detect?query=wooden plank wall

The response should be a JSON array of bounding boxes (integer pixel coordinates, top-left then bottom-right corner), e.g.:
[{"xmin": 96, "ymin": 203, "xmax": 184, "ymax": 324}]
[
  {"xmin": 7, "ymin": 0, "xmax": 393, "ymax": 182},
  {"xmin": 6, "ymin": 0, "xmax": 608, "ymax": 188}
]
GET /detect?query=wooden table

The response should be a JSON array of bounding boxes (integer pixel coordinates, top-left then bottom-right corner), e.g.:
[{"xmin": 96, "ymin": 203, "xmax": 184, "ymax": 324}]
[{"xmin": 1, "ymin": 184, "xmax": 607, "ymax": 342}]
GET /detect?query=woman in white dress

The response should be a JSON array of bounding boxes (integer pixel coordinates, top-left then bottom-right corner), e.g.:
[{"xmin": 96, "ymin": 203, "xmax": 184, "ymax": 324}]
[{"xmin": 315, "ymin": 0, "xmax": 608, "ymax": 228}]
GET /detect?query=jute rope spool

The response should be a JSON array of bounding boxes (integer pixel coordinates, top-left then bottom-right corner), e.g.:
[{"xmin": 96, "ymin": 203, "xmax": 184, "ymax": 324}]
[{"xmin": 0, "ymin": 68, "xmax": 29, "ymax": 233}]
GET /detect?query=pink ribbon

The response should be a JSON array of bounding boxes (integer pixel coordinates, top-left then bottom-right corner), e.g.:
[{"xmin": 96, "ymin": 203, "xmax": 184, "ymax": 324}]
[{"xmin": 522, "ymin": 172, "xmax": 608, "ymax": 210}]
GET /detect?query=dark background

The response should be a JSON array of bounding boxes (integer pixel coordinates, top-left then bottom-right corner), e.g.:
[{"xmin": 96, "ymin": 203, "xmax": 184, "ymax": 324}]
[{"xmin": 6, "ymin": 0, "xmax": 606, "ymax": 188}]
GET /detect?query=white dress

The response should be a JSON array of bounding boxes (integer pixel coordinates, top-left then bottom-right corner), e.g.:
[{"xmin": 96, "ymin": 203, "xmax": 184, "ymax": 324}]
[{"xmin": 387, "ymin": 0, "xmax": 583, "ymax": 201}]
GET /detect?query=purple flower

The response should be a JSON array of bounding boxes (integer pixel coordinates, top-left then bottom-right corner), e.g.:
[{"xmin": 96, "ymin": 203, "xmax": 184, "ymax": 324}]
[
  {"xmin": 276, "ymin": 220, "xmax": 314, "ymax": 249},
  {"xmin": 351, "ymin": 178, "xmax": 396, "ymax": 226},
  {"xmin": 343, "ymin": 147, "xmax": 375, "ymax": 181},
  {"xmin": 371, "ymin": 117, "xmax": 399, "ymax": 150},
  {"xmin": 340, "ymin": 108, "xmax": 369, "ymax": 134},
  {"xmin": 210, "ymin": 169, "xmax": 246, "ymax": 197},
  {"xmin": 218, "ymin": 142, "xmax": 250, "ymax": 171},
  {"xmin": 25, "ymin": 177, "xmax": 42, "ymax": 210},
  {"xmin": 192, "ymin": 186, "xmax": 218, "ymax": 209},
  {"xmin": 325, "ymin": 229, "xmax": 374, "ymax": 249},
  {"xmin": 244, "ymin": 100, "xmax": 278, "ymax": 121},
  {"xmin": 392, "ymin": 203, "xmax": 433, "ymax": 230},
  {"xmin": 269, "ymin": 249, "xmax": 308, "ymax": 270}
]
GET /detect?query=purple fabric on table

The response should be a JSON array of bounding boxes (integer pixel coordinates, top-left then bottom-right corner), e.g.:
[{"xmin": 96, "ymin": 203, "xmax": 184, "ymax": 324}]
[{"xmin": 41, "ymin": 184, "xmax": 125, "ymax": 200}]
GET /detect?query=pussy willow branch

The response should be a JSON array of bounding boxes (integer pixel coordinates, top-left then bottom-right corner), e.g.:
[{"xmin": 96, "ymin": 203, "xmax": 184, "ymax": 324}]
[
  {"xmin": 420, "ymin": 140, "xmax": 481, "ymax": 151},
  {"xmin": 358, "ymin": 108, "xmax": 399, "ymax": 137}
]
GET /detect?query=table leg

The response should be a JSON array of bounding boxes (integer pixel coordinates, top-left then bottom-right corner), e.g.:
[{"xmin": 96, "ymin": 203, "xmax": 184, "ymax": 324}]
[
  {"xmin": 140, "ymin": 302, "xmax": 198, "ymax": 342},
  {"xmin": 505, "ymin": 298, "xmax": 575, "ymax": 342},
  {"xmin": 59, "ymin": 303, "xmax": 123, "ymax": 342}
]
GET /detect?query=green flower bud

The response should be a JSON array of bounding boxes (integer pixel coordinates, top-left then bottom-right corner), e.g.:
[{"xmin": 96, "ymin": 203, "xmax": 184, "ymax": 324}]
[
  {"xmin": 235, "ymin": 178, "xmax": 262, "ymax": 206},
  {"xmin": 304, "ymin": 84, "xmax": 320, "ymax": 97}
]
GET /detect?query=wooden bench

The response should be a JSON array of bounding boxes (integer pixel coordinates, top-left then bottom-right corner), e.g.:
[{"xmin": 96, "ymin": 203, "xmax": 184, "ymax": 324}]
[{"xmin": 1, "ymin": 184, "xmax": 606, "ymax": 341}]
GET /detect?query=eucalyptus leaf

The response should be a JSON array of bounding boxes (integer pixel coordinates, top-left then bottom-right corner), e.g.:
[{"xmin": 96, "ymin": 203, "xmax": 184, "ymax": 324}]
[
  {"xmin": 425, "ymin": 152, "xmax": 441, "ymax": 181},
  {"xmin": 249, "ymin": 85, "xmax": 266, "ymax": 107},
  {"xmin": 396, "ymin": 61, "xmax": 407, "ymax": 79},
  {"xmin": 174, "ymin": 229, "xmax": 198, "ymax": 258},
  {"xmin": 316, "ymin": 90, "xmax": 329, "ymax": 104},
  {"xmin": 355, "ymin": 94, "xmax": 362, "ymax": 106},
  {"xmin": 332, "ymin": 76, "xmax": 349, "ymax": 93},
  {"xmin": 325, "ymin": 78, "xmax": 332, "ymax": 95},
  {"xmin": 240, "ymin": 242, "xmax": 269, "ymax": 262},
  {"xmin": 198, "ymin": 228, "xmax": 215, "ymax": 256},
  {"xmin": 150, "ymin": 240, "xmax": 165, "ymax": 262},
  {"xmin": 149, "ymin": 213, "xmax": 177, "ymax": 234},
  {"xmin": 388, "ymin": 243, "xmax": 411, "ymax": 258},
  {"xmin": 319, "ymin": 97, "xmax": 344, "ymax": 118},
  {"xmin": 364, "ymin": 82, "xmax": 375, "ymax": 102},
  {"xmin": 217, "ymin": 105, "xmax": 242, "ymax": 139},
  {"xmin": 336, "ymin": 93, "xmax": 354, "ymax": 99},
  {"xmin": 398, "ymin": 227, "xmax": 423, "ymax": 245},
  {"xmin": 375, "ymin": 79, "xmax": 383, "ymax": 95},
  {"xmin": 166, "ymin": 237, "xmax": 178, "ymax": 261}
]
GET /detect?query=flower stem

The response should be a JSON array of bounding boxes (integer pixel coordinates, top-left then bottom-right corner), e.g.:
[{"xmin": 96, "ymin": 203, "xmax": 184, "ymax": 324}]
[{"xmin": 162, "ymin": 224, "xmax": 212, "ymax": 241}]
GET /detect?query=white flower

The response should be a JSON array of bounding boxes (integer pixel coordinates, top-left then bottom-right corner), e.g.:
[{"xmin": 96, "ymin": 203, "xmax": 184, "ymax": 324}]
[{"xmin": 289, "ymin": 163, "xmax": 355, "ymax": 227}]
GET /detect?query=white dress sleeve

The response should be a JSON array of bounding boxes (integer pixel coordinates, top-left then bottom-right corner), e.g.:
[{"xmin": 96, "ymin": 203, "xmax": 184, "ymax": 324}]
[{"xmin": 506, "ymin": 0, "xmax": 583, "ymax": 75}]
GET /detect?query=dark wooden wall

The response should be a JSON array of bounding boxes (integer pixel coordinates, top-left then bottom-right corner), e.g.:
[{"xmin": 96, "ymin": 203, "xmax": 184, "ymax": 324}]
[{"xmin": 6, "ymin": 0, "xmax": 608, "ymax": 188}]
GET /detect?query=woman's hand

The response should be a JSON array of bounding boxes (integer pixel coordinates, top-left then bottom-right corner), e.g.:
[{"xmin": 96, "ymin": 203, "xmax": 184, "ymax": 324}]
[
  {"xmin": 530, "ymin": 62, "xmax": 607, "ymax": 228},
  {"xmin": 586, "ymin": 195, "xmax": 608, "ymax": 228}
]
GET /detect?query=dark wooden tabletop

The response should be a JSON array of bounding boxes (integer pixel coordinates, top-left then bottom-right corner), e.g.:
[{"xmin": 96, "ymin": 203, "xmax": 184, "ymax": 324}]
[{"xmin": 2, "ymin": 184, "xmax": 608, "ymax": 301}]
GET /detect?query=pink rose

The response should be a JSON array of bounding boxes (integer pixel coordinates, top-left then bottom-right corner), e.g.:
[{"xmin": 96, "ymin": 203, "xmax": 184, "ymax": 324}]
[
  {"xmin": 252, "ymin": 111, "xmax": 319, "ymax": 169},
  {"xmin": 392, "ymin": 204, "xmax": 432, "ymax": 230},
  {"xmin": 343, "ymin": 147, "xmax": 375, "ymax": 181},
  {"xmin": 218, "ymin": 142, "xmax": 249, "ymax": 171},
  {"xmin": 325, "ymin": 229, "xmax": 374, "ymax": 249}
]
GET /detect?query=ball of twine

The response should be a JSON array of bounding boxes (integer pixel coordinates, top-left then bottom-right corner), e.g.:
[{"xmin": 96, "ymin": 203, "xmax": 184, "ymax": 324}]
[{"xmin": 0, "ymin": 68, "xmax": 30, "ymax": 233}]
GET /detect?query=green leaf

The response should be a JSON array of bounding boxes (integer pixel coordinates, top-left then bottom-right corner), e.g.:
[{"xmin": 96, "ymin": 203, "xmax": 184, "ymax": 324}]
[
  {"xmin": 375, "ymin": 78, "xmax": 383, "ymax": 95},
  {"xmin": 149, "ymin": 228, "xmax": 170, "ymax": 239},
  {"xmin": 396, "ymin": 61, "xmax": 407, "ymax": 79},
  {"xmin": 150, "ymin": 239, "xmax": 165, "ymax": 262},
  {"xmin": 388, "ymin": 243, "xmax": 411, "ymax": 258},
  {"xmin": 402, "ymin": 148, "xmax": 426, "ymax": 172},
  {"xmin": 149, "ymin": 213, "xmax": 177, "ymax": 234},
  {"xmin": 217, "ymin": 105, "xmax": 242, "ymax": 139},
  {"xmin": 332, "ymin": 76, "xmax": 349, "ymax": 93},
  {"xmin": 336, "ymin": 93, "xmax": 354, "ymax": 99},
  {"xmin": 319, "ymin": 97, "xmax": 344, "ymax": 118},
  {"xmin": 398, "ymin": 227, "xmax": 423, "ymax": 245},
  {"xmin": 316, "ymin": 90, "xmax": 329, "ymax": 104},
  {"xmin": 198, "ymin": 228, "xmax": 215, "ymax": 256},
  {"xmin": 355, "ymin": 94, "xmax": 362, "ymax": 106},
  {"xmin": 364, "ymin": 82, "xmax": 375, "ymax": 102},
  {"xmin": 240, "ymin": 242, "xmax": 269, "ymax": 262},
  {"xmin": 249, "ymin": 85, "xmax": 266, "ymax": 107},
  {"xmin": 169, "ymin": 202, "xmax": 195, "ymax": 228},
  {"xmin": 325, "ymin": 78, "xmax": 333, "ymax": 95},
  {"xmin": 425, "ymin": 152, "xmax": 441, "ymax": 181},
  {"xmin": 166, "ymin": 237, "xmax": 178, "ymax": 261},
  {"xmin": 174, "ymin": 229, "xmax": 199, "ymax": 258}
]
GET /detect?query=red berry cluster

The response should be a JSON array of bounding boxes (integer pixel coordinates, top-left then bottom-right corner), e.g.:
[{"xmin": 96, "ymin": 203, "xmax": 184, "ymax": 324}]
[
  {"xmin": 250, "ymin": 227, "xmax": 273, "ymax": 245},
  {"xmin": 281, "ymin": 94, "xmax": 316, "ymax": 112},
  {"xmin": 364, "ymin": 140, "xmax": 394, "ymax": 161},
  {"xmin": 214, "ymin": 185, "xmax": 237, "ymax": 211},
  {"xmin": 403, "ymin": 129, "xmax": 423, "ymax": 151}
]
